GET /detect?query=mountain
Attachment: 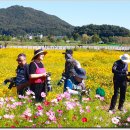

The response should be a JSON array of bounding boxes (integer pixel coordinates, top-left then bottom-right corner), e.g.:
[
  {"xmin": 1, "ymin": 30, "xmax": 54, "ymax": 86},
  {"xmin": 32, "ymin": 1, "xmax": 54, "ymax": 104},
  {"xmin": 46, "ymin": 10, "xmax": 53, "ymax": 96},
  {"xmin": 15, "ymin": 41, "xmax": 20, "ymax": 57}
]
[
  {"xmin": 0, "ymin": 5, "xmax": 74, "ymax": 36},
  {"xmin": 73, "ymin": 24, "xmax": 130, "ymax": 37}
]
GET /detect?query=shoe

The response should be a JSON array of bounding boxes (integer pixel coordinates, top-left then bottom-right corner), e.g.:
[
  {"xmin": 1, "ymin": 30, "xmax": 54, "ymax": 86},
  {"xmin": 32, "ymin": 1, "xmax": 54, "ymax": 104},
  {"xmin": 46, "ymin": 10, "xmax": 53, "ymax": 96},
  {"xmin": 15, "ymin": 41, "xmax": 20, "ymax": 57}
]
[
  {"xmin": 108, "ymin": 109, "xmax": 115, "ymax": 112},
  {"xmin": 118, "ymin": 107, "xmax": 123, "ymax": 111},
  {"xmin": 108, "ymin": 110, "xmax": 115, "ymax": 114}
]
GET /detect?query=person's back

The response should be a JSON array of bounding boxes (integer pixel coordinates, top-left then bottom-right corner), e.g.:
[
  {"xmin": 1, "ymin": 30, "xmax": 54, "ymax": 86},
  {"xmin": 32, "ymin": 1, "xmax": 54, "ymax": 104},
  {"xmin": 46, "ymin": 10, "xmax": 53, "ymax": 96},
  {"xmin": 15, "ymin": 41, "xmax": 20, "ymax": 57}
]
[{"xmin": 112, "ymin": 59, "xmax": 128, "ymax": 81}]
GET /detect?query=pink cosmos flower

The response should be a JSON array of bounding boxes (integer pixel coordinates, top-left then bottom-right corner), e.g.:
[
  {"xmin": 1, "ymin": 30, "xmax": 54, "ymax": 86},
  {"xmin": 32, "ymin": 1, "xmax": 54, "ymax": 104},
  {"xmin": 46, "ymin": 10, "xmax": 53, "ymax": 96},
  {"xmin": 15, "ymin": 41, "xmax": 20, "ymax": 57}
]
[
  {"xmin": 26, "ymin": 90, "xmax": 35, "ymax": 96},
  {"xmin": 58, "ymin": 124, "xmax": 62, "ymax": 128},
  {"xmin": 44, "ymin": 101, "xmax": 50, "ymax": 106},
  {"xmin": 14, "ymin": 102, "xmax": 23, "ymax": 106},
  {"xmin": 83, "ymin": 97, "xmax": 91, "ymax": 101},
  {"xmin": 127, "ymin": 117, "xmax": 130, "ymax": 122},
  {"xmin": 80, "ymin": 108, "xmax": 85, "ymax": 114},
  {"xmin": 11, "ymin": 126, "xmax": 16, "ymax": 128},
  {"xmin": 46, "ymin": 109, "xmax": 56, "ymax": 121},
  {"xmin": 46, "ymin": 110, "xmax": 56, "ymax": 121},
  {"xmin": 4, "ymin": 114, "xmax": 15, "ymax": 119},
  {"xmin": 100, "ymin": 96, "xmax": 105, "ymax": 101},
  {"xmin": 56, "ymin": 95, "xmax": 62, "ymax": 102},
  {"xmin": 63, "ymin": 91, "xmax": 71, "ymax": 100},
  {"xmin": 41, "ymin": 92, "xmax": 46, "ymax": 98},
  {"xmin": 18, "ymin": 95, "xmax": 25, "ymax": 99},
  {"xmin": 65, "ymin": 101, "xmax": 76, "ymax": 110},
  {"xmin": 85, "ymin": 106, "xmax": 91, "ymax": 113},
  {"xmin": 57, "ymin": 109, "xmax": 63, "ymax": 115},
  {"xmin": 10, "ymin": 97, "xmax": 15, "ymax": 102},
  {"xmin": 21, "ymin": 108, "xmax": 32, "ymax": 120},
  {"xmin": 10, "ymin": 104, "xmax": 16, "ymax": 109},
  {"xmin": 28, "ymin": 100, "xmax": 32, "ymax": 103},
  {"xmin": 86, "ymin": 106, "xmax": 90, "ymax": 110},
  {"xmin": 51, "ymin": 99, "xmax": 58, "ymax": 104},
  {"xmin": 32, "ymin": 124, "xmax": 36, "ymax": 128},
  {"xmin": 36, "ymin": 111, "xmax": 43, "ymax": 116},
  {"xmin": 3, "ymin": 114, "xmax": 10, "ymax": 119},
  {"xmin": 86, "ymin": 109, "xmax": 91, "ymax": 113},
  {"xmin": 45, "ymin": 121, "xmax": 51, "ymax": 124},
  {"xmin": 37, "ymin": 105, "xmax": 43, "ymax": 111}
]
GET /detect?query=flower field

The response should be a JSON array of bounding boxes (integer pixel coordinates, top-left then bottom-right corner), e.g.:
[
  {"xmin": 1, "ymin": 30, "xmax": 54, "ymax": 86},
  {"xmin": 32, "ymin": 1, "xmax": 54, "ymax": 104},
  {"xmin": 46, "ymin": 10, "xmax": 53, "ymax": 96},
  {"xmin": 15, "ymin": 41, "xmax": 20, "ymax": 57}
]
[{"xmin": 0, "ymin": 48, "xmax": 130, "ymax": 128}]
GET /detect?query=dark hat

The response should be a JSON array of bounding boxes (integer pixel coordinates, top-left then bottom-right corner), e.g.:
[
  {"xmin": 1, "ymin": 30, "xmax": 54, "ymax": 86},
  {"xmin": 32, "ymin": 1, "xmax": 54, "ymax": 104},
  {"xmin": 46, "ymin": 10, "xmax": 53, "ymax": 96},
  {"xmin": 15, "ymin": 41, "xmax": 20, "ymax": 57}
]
[
  {"xmin": 62, "ymin": 49, "xmax": 73, "ymax": 55},
  {"xmin": 32, "ymin": 49, "xmax": 47, "ymax": 60},
  {"xmin": 71, "ymin": 67, "xmax": 86, "ymax": 79}
]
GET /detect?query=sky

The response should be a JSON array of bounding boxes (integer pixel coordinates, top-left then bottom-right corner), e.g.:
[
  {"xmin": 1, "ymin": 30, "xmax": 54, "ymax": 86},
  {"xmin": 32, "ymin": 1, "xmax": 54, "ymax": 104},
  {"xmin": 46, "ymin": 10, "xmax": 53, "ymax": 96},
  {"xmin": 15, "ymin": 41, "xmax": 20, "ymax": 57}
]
[{"xmin": 0, "ymin": 0, "xmax": 130, "ymax": 29}]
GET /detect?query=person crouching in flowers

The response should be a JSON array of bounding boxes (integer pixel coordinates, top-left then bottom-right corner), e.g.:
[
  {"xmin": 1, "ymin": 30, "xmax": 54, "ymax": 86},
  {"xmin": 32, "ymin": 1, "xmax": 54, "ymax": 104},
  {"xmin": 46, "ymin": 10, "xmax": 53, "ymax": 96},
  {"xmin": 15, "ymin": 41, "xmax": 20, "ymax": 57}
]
[
  {"xmin": 64, "ymin": 67, "xmax": 87, "ymax": 97},
  {"xmin": 29, "ymin": 49, "xmax": 47, "ymax": 102}
]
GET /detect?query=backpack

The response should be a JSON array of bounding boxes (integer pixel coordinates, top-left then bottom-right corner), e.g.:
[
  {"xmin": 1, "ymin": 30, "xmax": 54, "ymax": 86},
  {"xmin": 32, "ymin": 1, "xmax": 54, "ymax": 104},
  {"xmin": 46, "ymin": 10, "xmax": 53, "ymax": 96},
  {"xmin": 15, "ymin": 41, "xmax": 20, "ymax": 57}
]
[
  {"xmin": 96, "ymin": 87, "xmax": 105, "ymax": 97},
  {"xmin": 16, "ymin": 64, "xmax": 29, "ymax": 80}
]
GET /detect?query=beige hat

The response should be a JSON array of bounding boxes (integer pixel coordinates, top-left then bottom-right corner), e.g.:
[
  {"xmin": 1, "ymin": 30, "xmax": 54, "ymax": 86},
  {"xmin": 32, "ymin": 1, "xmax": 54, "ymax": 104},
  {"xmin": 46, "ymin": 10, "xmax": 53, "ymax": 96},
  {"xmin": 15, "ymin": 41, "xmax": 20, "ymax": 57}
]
[
  {"xmin": 120, "ymin": 54, "xmax": 130, "ymax": 63},
  {"xmin": 32, "ymin": 48, "xmax": 47, "ymax": 60}
]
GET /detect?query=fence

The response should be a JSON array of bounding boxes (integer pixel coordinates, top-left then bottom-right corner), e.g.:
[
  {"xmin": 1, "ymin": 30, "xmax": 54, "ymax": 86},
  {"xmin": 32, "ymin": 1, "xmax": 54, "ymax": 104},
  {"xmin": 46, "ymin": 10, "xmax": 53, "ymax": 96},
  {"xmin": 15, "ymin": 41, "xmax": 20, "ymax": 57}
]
[{"xmin": 6, "ymin": 45, "xmax": 130, "ymax": 51}]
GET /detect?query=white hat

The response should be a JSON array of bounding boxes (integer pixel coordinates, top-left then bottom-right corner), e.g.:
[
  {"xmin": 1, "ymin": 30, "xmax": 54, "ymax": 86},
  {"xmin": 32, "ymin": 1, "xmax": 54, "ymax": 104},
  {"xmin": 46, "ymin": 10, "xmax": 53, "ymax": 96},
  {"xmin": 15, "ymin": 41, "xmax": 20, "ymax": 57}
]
[{"xmin": 120, "ymin": 54, "xmax": 130, "ymax": 63}]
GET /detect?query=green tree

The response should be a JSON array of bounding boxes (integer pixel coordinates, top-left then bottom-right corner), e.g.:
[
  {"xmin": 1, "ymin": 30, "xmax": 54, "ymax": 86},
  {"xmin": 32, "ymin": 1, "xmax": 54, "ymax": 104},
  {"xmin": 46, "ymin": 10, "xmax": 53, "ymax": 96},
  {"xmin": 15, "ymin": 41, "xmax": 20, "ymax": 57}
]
[
  {"xmin": 91, "ymin": 34, "xmax": 101, "ymax": 43},
  {"xmin": 73, "ymin": 33, "xmax": 81, "ymax": 41},
  {"xmin": 81, "ymin": 34, "xmax": 90, "ymax": 44},
  {"xmin": 63, "ymin": 36, "xmax": 68, "ymax": 42}
]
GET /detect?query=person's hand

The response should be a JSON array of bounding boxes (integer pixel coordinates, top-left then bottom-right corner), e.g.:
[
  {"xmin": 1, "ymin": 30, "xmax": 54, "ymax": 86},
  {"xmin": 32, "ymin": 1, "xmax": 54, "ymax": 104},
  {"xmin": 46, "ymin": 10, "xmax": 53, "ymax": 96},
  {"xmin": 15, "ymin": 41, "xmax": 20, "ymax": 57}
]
[
  {"xmin": 127, "ymin": 72, "xmax": 130, "ymax": 76},
  {"xmin": 42, "ymin": 72, "xmax": 47, "ymax": 77},
  {"xmin": 57, "ymin": 81, "xmax": 62, "ymax": 86}
]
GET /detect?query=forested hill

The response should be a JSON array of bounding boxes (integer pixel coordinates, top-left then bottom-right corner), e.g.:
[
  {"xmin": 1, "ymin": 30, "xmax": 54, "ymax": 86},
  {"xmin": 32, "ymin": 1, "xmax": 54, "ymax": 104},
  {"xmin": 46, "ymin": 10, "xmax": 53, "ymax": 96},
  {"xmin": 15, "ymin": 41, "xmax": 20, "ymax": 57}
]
[
  {"xmin": 0, "ymin": 5, "xmax": 130, "ymax": 38},
  {"xmin": 73, "ymin": 24, "xmax": 130, "ymax": 37},
  {"xmin": 0, "ymin": 5, "xmax": 74, "ymax": 36}
]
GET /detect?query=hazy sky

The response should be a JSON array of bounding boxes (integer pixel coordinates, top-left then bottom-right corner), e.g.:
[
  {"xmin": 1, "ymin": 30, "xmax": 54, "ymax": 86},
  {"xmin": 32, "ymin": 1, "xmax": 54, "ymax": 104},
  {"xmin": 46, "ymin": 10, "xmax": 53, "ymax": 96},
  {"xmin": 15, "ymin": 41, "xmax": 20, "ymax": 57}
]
[{"xmin": 0, "ymin": 0, "xmax": 130, "ymax": 29}]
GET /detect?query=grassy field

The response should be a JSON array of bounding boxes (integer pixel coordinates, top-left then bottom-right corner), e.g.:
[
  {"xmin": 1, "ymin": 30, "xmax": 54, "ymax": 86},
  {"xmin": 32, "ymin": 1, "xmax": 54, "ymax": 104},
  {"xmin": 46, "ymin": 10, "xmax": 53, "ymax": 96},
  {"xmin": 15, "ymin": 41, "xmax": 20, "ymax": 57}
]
[{"xmin": 0, "ymin": 48, "xmax": 130, "ymax": 128}]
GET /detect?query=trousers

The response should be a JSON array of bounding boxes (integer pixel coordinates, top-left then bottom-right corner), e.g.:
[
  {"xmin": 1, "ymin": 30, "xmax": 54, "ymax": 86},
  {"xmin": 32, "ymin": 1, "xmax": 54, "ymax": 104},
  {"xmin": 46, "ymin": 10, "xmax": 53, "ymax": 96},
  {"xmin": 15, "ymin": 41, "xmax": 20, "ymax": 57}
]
[{"xmin": 109, "ymin": 78, "xmax": 127, "ymax": 110}]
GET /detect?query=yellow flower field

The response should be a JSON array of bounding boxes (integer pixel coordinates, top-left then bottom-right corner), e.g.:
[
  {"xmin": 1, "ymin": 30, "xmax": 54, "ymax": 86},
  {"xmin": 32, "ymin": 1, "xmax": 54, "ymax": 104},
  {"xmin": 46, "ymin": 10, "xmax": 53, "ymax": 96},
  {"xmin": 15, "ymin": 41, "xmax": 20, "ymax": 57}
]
[
  {"xmin": 0, "ymin": 48, "xmax": 130, "ymax": 102},
  {"xmin": 0, "ymin": 48, "xmax": 130, "ymax": 128}
]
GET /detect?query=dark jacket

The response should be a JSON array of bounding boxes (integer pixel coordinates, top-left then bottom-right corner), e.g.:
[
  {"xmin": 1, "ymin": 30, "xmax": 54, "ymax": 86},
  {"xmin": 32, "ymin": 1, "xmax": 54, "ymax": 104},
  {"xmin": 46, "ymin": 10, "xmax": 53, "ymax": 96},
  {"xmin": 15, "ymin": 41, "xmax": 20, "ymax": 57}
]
[
  {"xmin": 112, "ymin": 60, "xmax": 128, "ymax": 81},
  {"xmin": 64, "ymin": 59, "xmax": 81, "ymax": 79},
  {"xmin": 15, "ymin": 64, "xmax": 29, "ymax": 86}
]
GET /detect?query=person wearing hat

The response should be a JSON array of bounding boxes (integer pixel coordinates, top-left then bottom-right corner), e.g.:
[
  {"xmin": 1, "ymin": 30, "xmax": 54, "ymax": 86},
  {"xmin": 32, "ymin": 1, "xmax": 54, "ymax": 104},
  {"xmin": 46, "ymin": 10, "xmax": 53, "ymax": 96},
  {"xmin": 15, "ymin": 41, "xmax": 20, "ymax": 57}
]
[
  {"xmin": 29, "ymin": 48, "xmax": 47, "ymax": 102},
  {"xmin": 57, "ymin": 49, "xmax": 81, "ymax": 87},
  {"xmin": 64, "ymin": 67, "xmax": 87, "ymax": 95},
  {"xmin": 109, "ymin": 54, "xmax": 130, "ymax": 112}
]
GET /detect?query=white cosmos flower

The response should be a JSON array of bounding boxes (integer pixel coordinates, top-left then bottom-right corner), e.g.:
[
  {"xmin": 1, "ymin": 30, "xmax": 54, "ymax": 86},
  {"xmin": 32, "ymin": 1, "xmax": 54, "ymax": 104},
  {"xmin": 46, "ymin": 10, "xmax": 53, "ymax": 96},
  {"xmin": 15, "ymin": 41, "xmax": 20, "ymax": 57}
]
[{"xmin": 112, "ymin": 117, "xmax": 120, "ymax": 124}]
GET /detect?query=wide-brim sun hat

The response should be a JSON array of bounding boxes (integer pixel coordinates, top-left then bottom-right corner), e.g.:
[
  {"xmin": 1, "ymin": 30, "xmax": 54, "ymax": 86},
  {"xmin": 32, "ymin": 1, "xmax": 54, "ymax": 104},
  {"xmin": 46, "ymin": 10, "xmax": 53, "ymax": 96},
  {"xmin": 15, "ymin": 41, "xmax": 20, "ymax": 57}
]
[
  {"xmin": 62, "ymin": 49, "xmax": 73, "ymax": 55},
  {"xmin": 71, "ymin": 67, "xmax": 86, "ymax": 79},
  {"xmin": 120, "ymin": 54, "xmax": 130, "ymax": 63},
  {"xmin": 32, "ymin": 48, "xmax": 47, "ymax": 60}
]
